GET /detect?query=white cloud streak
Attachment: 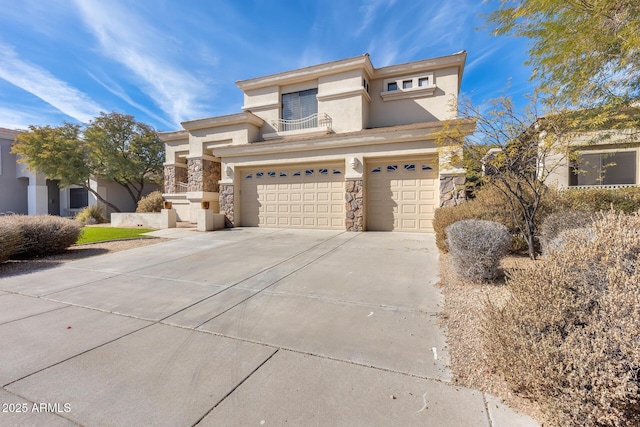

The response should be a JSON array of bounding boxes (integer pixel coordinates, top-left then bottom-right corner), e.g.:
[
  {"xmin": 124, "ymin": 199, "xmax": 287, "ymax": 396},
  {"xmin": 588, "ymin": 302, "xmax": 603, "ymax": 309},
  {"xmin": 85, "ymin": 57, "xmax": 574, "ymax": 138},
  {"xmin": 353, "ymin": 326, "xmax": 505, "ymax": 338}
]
[
  {"xmin": 87, "ymin": 71, "xmax": 175, "ymax": 130},
  {"xmin": 0, "ymin": 41, "xmax": 103, "ymax": 123},
  {"xmin": 73, "ymin": 0, "xmax": 211, "ymax": 127}
]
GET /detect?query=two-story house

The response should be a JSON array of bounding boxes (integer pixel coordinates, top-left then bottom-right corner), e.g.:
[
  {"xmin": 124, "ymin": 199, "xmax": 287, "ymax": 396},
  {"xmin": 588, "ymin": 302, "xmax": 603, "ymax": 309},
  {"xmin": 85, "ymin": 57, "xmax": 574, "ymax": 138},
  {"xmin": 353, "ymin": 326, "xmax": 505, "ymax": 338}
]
[{"xmin": 160, "ymin": 52, "xmax": 474, "ymax": 232}]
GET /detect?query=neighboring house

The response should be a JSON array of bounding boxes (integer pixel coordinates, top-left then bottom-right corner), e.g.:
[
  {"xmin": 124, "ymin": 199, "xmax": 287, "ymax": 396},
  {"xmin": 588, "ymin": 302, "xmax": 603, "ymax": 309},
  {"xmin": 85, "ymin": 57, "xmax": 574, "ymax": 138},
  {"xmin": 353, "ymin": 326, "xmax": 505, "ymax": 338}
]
[
  {"xmin": 160, "ymin": 52, "xmax": 474, "ymax": 232},
  {"xmin": 0, "ymin": 127, "xmax": 154, "ymax": 216},
  {"xmin": 0, "ymin": 128, "xmax": 28, "ymax": 214},
  {"xmin": 544, "ymin": 129, "xmax": 639, "ymax": 189}
]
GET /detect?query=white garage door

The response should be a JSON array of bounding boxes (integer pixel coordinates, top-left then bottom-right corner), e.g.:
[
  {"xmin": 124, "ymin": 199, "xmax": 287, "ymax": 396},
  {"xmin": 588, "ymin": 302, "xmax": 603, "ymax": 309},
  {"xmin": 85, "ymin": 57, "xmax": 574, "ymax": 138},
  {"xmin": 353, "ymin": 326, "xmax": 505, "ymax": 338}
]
[
  {"xmin": 367, "ymin": 158, "xmax": 438, "ymax": 232},
  {"xmin": 240, "ymin": 165, "xmax": 345, "ymax": 229}
]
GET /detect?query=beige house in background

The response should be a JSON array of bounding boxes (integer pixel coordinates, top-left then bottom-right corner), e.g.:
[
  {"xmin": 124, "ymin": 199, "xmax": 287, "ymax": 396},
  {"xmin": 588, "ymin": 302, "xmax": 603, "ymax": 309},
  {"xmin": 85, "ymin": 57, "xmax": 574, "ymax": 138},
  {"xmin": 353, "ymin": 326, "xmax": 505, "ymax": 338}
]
[
  {"xmin": 160, "ymin": 52, "xmax": 474, "ymax": 232},
  {"xmin": 543, "ymin": 129, "xmax": 639, "ymax": 189},
  {"xmin": 0, "ymin": 127, "xmax": 153, "ymax": 216}
]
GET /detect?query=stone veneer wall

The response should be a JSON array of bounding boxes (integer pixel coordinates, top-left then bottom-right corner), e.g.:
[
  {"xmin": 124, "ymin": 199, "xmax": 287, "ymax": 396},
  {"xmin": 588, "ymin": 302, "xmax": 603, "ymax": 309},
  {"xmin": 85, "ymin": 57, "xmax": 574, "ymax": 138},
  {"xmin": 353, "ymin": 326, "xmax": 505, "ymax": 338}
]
[
  {"xmin": 164, "ymin": 165, "xmax": 176, "ymax": 193},
  {"xmin": 439, "ymin": 175, "xmax": 466, "ymax": 207},
  {"xmin": 219, "ymin": 184, "xmax": 234, "ymax": 227},
  {"xmin": 188, "ymin": 159, "xmax": 220, "ymax": 192},
  {"xmin": 164, "ymin": 165, "xmax": 188, "ymax": 193},
  {"xmin": 345, "ymin": 179, "xmax": 364, "ymax": 231}
]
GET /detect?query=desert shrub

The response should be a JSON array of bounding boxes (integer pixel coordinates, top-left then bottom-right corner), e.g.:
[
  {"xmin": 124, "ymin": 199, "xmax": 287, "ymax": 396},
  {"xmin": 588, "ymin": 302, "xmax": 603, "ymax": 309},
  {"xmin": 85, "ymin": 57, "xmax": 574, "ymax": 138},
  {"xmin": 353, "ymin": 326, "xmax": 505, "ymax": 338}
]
[
  {"xmin": 446, "ymin": 219, "xmax": 510, "ymax": 282},
  {"xmin": 485, "ymin": 211, "xmax": 640, "ymax": 426},
  {"xmin": 0, "ymin": 215, "xmax": 82, "ymax": 257},
  {"xmin": 0, "ymin": 223, "xmax": 21, "ymax": 263},
  {"xmin": 563, "ymin": 187, "xmax": 640, "ymax": 213},
  {"xmin": 75, "ymin": 205, "xmax": 107, "ymax": 224},
  {"xmin": 543, "ymin": 226, "xmax": 595, "ymax": 256},
  {"xmin": 136, "ymin": 191, "xmax": 164, "ymax": 213},
  {"xmin": 435, "ymin": 185, "xmax": 524, "ymax": 253},
  {"xmin": 539, "ymin": 210, "xmax": 594, "ymax": 255}
]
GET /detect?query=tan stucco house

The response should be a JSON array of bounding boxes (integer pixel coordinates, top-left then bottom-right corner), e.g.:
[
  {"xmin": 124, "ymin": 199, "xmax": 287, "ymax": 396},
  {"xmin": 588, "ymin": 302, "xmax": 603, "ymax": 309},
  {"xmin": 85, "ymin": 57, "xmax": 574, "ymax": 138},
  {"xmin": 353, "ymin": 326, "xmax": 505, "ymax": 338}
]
[
  {"xmin": 543, "ymin": 129, "xmax": 639, "ymax": 189},
  {"xmin": 160, "ymin": 52, "xmax": 474, "ymax": 232}
]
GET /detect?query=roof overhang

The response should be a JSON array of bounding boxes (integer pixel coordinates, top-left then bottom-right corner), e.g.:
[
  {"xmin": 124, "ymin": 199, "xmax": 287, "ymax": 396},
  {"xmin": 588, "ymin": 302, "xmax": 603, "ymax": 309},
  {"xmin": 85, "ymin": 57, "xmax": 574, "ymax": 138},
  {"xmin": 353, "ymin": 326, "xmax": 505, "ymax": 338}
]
[
  {"xmin": 237, "ymin": 54, "xmax": 375, "ymax": 91},
  {"xmin": 181, "ymin": 112, "xmax": 264, "ymax": 131},
  {"xmin": 213, "ymin": 119, "xmax": 475, "ymax": 158}
]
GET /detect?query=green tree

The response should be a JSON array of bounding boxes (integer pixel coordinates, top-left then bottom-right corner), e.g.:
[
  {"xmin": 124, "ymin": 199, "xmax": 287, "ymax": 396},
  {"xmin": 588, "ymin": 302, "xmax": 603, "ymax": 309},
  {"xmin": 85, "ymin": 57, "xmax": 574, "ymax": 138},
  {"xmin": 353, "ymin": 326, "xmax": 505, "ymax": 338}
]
[
  {"xmin": 12, "ymin": 113, "xmax": 164, "ymax": 213},
  {"xmin": 84, "ymin": 112, "xmax": 164, "ymax": 207},
  {"xmin": 487, "ymin": 0, "xmax": 640, "ymax": 107}
]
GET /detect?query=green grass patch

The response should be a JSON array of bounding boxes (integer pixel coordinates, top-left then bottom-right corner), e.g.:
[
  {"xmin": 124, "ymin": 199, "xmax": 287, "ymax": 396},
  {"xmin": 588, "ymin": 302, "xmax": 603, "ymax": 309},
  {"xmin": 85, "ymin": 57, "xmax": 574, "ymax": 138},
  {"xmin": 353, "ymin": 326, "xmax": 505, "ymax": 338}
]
[{"xmin": 76, "ymin": 227, "xmax": 155, "ymax": 244}]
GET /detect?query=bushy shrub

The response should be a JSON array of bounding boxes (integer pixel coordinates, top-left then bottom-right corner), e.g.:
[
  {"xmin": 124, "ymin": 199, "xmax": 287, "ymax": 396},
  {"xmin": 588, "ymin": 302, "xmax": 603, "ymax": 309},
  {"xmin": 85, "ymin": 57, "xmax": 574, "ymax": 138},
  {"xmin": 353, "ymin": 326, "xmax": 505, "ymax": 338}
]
[
  {"xmin": 0, "ymin": 223, "xmax": 21, "ymax": 263},
  {"xmin": 75, "ymin": 205, "xmax": 107, "ymax": 224},
  {"xmin": 0, "ymin": 215, "xmax": 82, "ymax": 257},
  {"xmin": 435, "ymin": 185, "xmax": 519, "ymax": 252},
  {"xmin": 136, "ymin": 191, "xmax": 164, "ymax": 213},
  {"xmin": 446, "ymin": 219, "xmax": 510, "ymax": 282},
  {"xmin": 539, "ymin": 210, "xmax": 594, "ymax": 255},
  {"xmin": 484, "ymin": 212, "xmax": 640, "ymax": 426}
]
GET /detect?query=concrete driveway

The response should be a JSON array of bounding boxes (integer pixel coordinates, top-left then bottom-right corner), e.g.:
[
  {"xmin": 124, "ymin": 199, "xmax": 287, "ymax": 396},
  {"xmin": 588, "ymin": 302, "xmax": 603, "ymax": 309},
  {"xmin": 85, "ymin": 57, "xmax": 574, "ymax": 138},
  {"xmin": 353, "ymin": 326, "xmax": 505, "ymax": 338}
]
[{"xmin": 0, "ymin": 228, "xmax": 535, "ymax": 426}]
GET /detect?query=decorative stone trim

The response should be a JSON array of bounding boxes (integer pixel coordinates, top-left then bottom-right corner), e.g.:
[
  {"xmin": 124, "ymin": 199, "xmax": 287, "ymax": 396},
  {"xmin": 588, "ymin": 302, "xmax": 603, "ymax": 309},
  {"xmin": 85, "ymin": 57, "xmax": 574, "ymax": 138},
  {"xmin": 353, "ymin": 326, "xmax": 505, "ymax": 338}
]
[
  {"xmin": 188, "ymin": 159, "xmax": 221, "ymax": 193},
  {"xmin": 439, "ymin": 174, "xmax": 466, "ymax": 207},
  {"xmin": 219, "ymin": 184, "xmax": 234, "ymax": 228},
  {"xmin": 345, "ymin": 179, "xmax": 364, "ymax": 231}
]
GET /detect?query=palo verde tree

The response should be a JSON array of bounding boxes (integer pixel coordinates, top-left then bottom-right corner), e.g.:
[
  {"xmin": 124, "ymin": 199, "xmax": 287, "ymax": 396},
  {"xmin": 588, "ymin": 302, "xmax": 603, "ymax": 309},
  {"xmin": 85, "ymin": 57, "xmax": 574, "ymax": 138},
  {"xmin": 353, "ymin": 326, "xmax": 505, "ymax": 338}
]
[
  {"xmin": 486, "ymin": 0, "xmax": 640, "ymax": 109},
  {"xmin": 439, "ymin": 95, "xmax": 579, "ymax": 259},
  {"xmin": 13, "ymin": 112, "xmax": 164, "ymax": 213}
]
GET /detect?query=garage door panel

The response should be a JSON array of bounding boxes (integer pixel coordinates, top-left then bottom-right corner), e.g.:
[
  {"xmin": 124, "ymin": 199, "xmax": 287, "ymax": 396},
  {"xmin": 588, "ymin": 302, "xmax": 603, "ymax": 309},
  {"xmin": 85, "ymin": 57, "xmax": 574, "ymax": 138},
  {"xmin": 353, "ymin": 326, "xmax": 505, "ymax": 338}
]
[
  {"xmin": 367, "ymin": 159, "xmax": 437, "ymax": 232},
  {"xmin": 241, "ymin": 165, "xmax": 344, "ymax": 230}
]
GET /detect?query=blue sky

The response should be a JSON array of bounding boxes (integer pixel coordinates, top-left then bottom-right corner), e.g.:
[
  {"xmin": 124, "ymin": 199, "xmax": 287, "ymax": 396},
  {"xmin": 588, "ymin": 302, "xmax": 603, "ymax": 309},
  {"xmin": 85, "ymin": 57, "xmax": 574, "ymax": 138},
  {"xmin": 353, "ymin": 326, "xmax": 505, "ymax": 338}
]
[{"xmin": 0, "ymin": 0, "xmax": 534, "ymax": 132}]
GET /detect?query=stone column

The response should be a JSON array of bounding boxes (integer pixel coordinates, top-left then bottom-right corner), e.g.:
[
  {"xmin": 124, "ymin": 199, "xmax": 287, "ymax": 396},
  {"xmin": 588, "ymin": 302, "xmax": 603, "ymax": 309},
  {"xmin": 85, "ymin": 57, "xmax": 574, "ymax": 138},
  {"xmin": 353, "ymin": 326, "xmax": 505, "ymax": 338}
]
[
  {"xmin": 439, "ymin": 174, "xmax": 466, "ymax": 207},
  {"xmin": 188, "ymin": 159, "xmax": 203, "ymax": 192},
  {"xmin": 219, "ymin": 184, "xmax": 234, "ymax": 227},
  {"xmin": 188, "ymin": 158, "xmax": 220, "ymax": 193},
  {"xmin": 345, "ymin": 179, "xmax": 364, "ymax": 231},
  {"xmin": 164, "ymin": 165, "xmax": 176, "ymax": 193},
  {"xmin": 203, "ymin": 160, "xmax": 221, "ymax": 192}
]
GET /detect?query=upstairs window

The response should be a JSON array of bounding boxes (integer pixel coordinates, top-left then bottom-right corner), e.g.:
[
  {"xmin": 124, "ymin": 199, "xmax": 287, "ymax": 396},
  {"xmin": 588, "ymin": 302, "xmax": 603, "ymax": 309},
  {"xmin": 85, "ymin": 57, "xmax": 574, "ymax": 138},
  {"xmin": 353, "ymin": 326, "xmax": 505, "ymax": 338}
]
[
  {"xmin": 381, "ymin": 72, "xmax": 436, "ymax": 100},
  {"xmin": 570, "ymin": 151, "xmax": 637, "ymax": 186},
  {"xmin": 282, "ymin": 88, "xmax": 318, "ymax": 121}
]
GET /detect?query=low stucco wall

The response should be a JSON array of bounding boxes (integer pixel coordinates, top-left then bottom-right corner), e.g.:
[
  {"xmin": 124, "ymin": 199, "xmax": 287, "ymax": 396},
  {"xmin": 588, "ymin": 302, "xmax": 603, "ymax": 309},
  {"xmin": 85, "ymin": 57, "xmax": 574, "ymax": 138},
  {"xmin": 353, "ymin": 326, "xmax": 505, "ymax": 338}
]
[{"xmin": 111, "ymin": 212, "xmax": 162, "ymax": 229}]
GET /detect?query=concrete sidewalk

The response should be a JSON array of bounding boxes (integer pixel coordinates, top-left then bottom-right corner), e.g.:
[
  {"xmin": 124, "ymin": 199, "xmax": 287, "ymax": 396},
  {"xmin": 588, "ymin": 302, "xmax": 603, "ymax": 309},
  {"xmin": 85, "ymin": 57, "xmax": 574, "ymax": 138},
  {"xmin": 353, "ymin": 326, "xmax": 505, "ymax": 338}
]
[{"xmin": 0, "ymin": 228, "xmax": 538, "ymax": 426}]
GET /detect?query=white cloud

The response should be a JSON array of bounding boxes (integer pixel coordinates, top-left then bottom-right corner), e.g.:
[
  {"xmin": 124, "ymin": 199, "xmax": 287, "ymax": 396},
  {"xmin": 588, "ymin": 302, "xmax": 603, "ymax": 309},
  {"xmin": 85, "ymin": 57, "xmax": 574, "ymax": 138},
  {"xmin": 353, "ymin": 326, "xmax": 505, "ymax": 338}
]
[
  {"xmin": 0, "ymin": 41, "xmax": 103, "ymax": 123},
  {"xmin": 355, "ymin": 0, "xmax": 396, "ymax": 36},
  {"xmin": 73, "ymin": 0, "xmax": 212, "ymax": 126},
  {"xmin": 87, "ymin": 71, "xmax": 175, "ymax": 130}
]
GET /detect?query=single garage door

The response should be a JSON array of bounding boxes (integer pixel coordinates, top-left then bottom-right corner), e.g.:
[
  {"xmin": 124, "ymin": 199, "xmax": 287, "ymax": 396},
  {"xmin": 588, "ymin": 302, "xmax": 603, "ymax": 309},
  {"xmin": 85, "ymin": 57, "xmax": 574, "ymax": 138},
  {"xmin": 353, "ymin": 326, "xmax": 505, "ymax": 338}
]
[
  {"xmin": 240, "ymin": 165, "xmax": 345, "ymax": 229},
  {"xmin": 366, "ymin": 158, "xmax": 438, "ymax": 232}
]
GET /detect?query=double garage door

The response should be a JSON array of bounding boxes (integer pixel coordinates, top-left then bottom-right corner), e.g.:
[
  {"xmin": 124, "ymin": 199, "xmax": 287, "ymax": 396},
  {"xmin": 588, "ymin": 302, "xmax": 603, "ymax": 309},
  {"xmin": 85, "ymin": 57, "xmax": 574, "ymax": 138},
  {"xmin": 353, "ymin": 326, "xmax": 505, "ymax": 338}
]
[
  {"xmin": 240, "ymin": 165, "xmax": 345, "ymax": 229},
  {"xmin": 239, "ymin": 158, "xmax": 437, "ymax": 232}
]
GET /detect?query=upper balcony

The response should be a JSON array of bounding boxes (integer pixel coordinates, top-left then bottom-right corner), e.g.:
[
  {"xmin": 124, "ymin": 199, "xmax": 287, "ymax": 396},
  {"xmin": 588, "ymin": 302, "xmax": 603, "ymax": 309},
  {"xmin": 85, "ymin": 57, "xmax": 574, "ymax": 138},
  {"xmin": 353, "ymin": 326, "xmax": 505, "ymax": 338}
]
[{"xmin": 263, "ymin": 113, "xmax": 333, "ymax": 140}]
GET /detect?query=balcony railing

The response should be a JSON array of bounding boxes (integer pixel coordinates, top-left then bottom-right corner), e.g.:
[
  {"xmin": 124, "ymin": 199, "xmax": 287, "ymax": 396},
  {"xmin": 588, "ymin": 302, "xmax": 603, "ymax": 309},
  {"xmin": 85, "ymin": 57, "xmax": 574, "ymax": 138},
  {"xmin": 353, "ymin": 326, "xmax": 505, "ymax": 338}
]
[
  {"xmin": 569, "ymin": 183, "xmax": 637, "ymax": 190},
  {"xmin": 176, "ymin": 181, "xmax": 189, "ymax": 193},
  {"xmin": 272, "ymin": 113, "xmax": 332, "ymax": 132}
]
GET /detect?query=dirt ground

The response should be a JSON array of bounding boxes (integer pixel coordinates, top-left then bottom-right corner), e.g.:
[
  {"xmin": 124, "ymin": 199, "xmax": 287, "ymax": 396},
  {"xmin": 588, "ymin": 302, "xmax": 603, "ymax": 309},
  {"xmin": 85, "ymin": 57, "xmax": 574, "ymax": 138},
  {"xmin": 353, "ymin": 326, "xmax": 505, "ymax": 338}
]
[
  {"xmin": 438, "ymin": 254, "xmax": 547, "ymax": 424},
  {"xmin": 0, "ymin": 238, "xmax": 169, "ymax": 277}
]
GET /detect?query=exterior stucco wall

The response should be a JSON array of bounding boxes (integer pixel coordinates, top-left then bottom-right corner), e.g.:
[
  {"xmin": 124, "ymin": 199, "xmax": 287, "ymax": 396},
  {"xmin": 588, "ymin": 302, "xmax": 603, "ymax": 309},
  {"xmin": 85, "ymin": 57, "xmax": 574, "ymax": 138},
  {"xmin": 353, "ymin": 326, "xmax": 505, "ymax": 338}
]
[
  {"xmin": 0, "ymin": 136, "xmax": 28, "ymax": 214},
  {"xmin": 544, "ymin": 145, "xmax": 640, "ymax": 188},
  {"xmin": 369, "ymin": 66, "xmax": 459, "ymax": 128}
]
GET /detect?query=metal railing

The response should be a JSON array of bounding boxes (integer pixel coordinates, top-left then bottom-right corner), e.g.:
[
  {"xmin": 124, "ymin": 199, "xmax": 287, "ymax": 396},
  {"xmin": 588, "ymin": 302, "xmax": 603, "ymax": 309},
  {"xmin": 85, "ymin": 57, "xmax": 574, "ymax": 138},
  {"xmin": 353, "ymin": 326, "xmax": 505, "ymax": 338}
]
[
  {"xmin": 176, "ymin": 181, "xmax": 189, "ymax": 193},
  {"xmin": 569, "ymin": 184, "xmax": 637, "ymax": 190},
  {"xmin": 272, "ymin": 113, "xmax": 332, "ymax": 132}
]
